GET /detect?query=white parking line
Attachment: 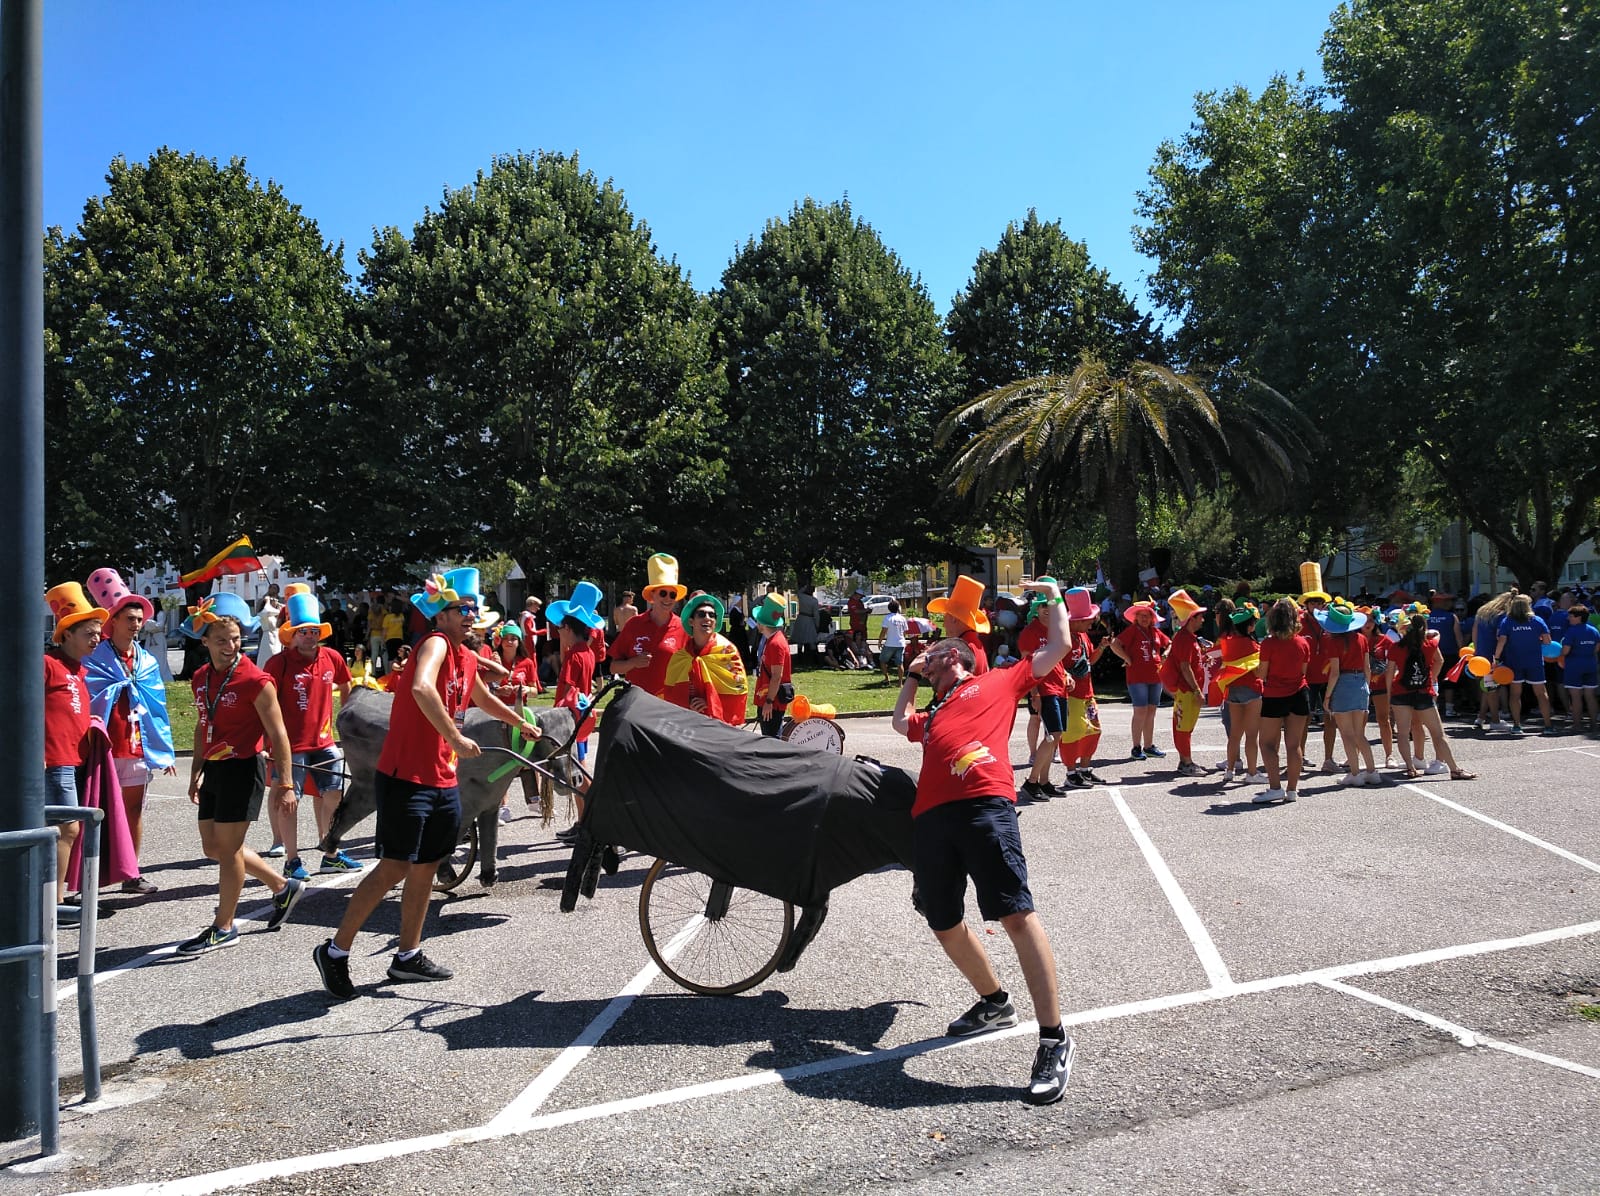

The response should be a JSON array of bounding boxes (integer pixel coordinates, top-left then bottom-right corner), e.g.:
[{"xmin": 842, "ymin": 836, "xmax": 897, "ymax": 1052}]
[
  {"xmin": 59, "ymin": 916, "xmax": 1600, "ymax": 1196},
  {"xmin": 1400, "ymin": 784, "xmax": 1600, "ymax": 876},
  {"xmin": 1321, "ymin": 978, "xmax": 1600, "ymax": 1081},
  {"xmin": 1107, "ymin": 788, "xmax": 1234, "ymax": 991}
]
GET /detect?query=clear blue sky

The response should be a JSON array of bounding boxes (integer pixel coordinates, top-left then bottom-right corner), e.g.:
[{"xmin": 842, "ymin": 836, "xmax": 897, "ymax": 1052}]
[{"xmin": 45, "ymin": 1, "xmax": 1331, "ymax": 316}]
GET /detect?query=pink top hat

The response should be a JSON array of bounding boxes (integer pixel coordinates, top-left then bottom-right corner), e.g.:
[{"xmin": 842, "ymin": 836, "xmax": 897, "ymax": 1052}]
[
  {"xmin": 87, "ymin": 567, "xmax": 155, "ymax": 623},
  {"xmin": 1064, "ymin": 587, "xmax": 1097, "ymax": 621}
]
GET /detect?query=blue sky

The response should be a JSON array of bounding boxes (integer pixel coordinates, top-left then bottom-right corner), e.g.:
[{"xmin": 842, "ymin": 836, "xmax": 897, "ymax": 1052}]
[{"xmin": 45, "ymin": 1, "xmax": 1332, "ymax": 316}]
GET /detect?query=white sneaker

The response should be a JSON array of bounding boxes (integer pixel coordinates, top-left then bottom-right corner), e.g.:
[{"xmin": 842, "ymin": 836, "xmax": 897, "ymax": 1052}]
[
  {"xmin": 1249, "ymin": 770, "xmax": 1269, "ymax": 784},
  {"xmin": 1253, "ymin": 787, "xmax": 1285, "ymax": 804},
  {"xmin": 1424, "ymin": 760, "xmax": 1448, "ymax": 775},
  {"xmin": 1339, "ymin": 772, "xmax": 1362, "ymax": 786},
  {"xmin": 1362, "ymin": 771, "xmax": 1383, "ymax": 786},
  {"xmin": 1283, "ymin": 790, "xmax": 1298, "ymax": 803},
  {"xmin": 498, "ymin": 805, "xmax": 512, "ymax": 824},
  {"xmin": 1410, "ymin": 757, "xmax": 1426, "ymax": 772}
]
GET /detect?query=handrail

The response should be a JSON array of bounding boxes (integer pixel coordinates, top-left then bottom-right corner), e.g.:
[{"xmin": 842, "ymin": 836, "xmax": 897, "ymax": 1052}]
[
  {"xmin": 0, "ymin": 822, "xmax": 60, "ymax": 1155},
  {"xmin": 46, "ymin": 805, "xmax": 104, "ymax": 1107}
]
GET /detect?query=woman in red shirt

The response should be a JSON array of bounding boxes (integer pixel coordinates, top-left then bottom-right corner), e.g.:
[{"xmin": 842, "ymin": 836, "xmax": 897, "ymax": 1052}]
[
  {"xmin": 1216, "ymin": 603, "xmax": 1264, "ymax": 783},
  {"xmin": 182, "ymin": 597, "xmax": 305, "ymax": 955},
  {"xmin": 1110, "ymin": 600, "xmax": 1170, "ymax": 761},
  {"xmin": 488, "ymin": 622, "xmax": 542, "ymax": 822},
  {"xmin": 1252, "ymin": 599, "xmax": 1310, "ymax": 804},
  {"xmin": 1385, "ymin": 608, "xmax": 1474, "ymax": 780},
  {"xmin": 43, "ymin": 580, "xmax": 106, "ymax": 911},
  {"xmin": 1318, "ymin": 601, "xmax": 1379, "ymax": 785}
]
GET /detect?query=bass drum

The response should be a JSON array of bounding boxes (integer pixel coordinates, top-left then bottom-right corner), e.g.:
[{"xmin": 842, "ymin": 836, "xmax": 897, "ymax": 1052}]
[{"xmin": 782, "ymin": 716, "xmax": 845, "ymax": 754}]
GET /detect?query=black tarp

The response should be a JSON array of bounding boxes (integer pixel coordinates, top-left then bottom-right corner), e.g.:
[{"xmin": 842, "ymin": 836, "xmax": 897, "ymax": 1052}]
[{"xmin": 571, "ymin": 685, "xmax": 916, "ymax": 909}]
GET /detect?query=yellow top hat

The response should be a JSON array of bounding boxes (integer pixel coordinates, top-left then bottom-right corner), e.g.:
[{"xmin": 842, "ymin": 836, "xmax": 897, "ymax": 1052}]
[
  {"xmin": 1298, "ymin": 561, "xmax": 1330, "ymax": 603},
  {"xmin": 47, "ymin": 581, "xmax": 110, "ymax": 644},
  {"xmin": 644, "ymin": 552, "xmax": 687, "ymax": 601},
  {"xmin": 928, "ymin": 575, "xmax": 991, "ymax": 635}
]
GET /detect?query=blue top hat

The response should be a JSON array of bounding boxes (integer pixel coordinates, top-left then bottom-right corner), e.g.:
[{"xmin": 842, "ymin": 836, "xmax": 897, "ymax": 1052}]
[
  {"xmin": 547, "ymin": 581, "xmax": 605, "ymax": 631},
  {"xmin": 412, "ymin": 567, "xmax": 483, "ymax": 619},
  {"xmin": 181, "ymin": 591, "xmax": 260, "ymax": 639},
  {"xmin": 281, "ymin": 589, "xmax": 332, "ymax": 640}
]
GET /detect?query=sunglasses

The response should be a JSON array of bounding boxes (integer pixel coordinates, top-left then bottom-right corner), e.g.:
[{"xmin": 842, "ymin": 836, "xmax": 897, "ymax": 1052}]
[
  {"xmin": 691, "ymin": 608, "xmax": 718, "ymax": 619},
  {"xmin": 449, "ymin": 604, "xmax": 479, "ymax": 618}
]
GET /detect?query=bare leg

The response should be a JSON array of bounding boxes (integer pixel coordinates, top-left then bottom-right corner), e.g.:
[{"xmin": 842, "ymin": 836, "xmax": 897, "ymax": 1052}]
[
  {"xmin": 396, "ymin": 861, "xmax": 442, "ymax": 953},
  {"xmin": 332, "ymin": 858, "xmax": 410, "ymax": 950},
  {"xmin": 1284, "ymin": 713, "xmax": 1308, "ymax": 790},
  {"xmin": 122, "ymin": 783, "xmax": 146, "ymax": 858},
  {"xmin": 56, "ymin": 821, "xmax": 80, "ymax": 903},
  {"xmin": 933, "ymin": 920, "xmax": 1001, "ymax": 996},
  {"xmin": 200, "ymin": 819, "xmax": 285, "ymax": 929},
  {"xmin": 1393, "ymin": 706, "xmax": 1416, "ymax": 774},
  {"xmin": 1028, "ymin": 735, "xmax": 1059, "ymax": 785},
  {"xmin": 999, "ymin": 910, "xmax": 1061, "ymax": 1029},
  {"xmin": 1259, "ymin": 718, "xmax": 1283, "ymax": 788}
]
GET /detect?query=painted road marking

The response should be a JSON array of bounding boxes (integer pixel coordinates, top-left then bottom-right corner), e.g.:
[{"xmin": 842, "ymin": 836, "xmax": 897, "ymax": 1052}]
[{"xmin": 1401, "ymin": 784, "xmax": 1600, "ymax": 876}]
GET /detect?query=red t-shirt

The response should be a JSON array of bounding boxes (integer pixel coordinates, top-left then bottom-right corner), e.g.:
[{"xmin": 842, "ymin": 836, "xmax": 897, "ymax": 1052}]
[
  {"xmin": 191, "ymin": 657, "xmax": 272, "ymax": 762},
  {"xmin": 556, "ymin": 643, "xmax": 595, "ymax": 710},
  {"xmin": 1388, "ymin": 640, "xmax": 1442, "ymax": 697},
  {"xmin": 265, "ymin": 645, "xmax": 351, "ymax": 752},
  {"xmin": 960, "ymin": 629, "xmax": 989, "ymax": 676},
  {"xmin": 102, "ymin": 645, "xmax": 143, "ymax": 759},
  {"xmin": 376, "ymin": 632, "xmax": 479, "ymax": 787},
  {"xmin": 44, "ymin": 650, "xmax": 93, "ymax": 768},
  {"xmin": 1015, "ymin": 619, "xmax": 1065, "ymax": 696},
  {"xmin": 1327, "ymin": 631, "xmax": 1368, "ymax": 677},
  {"xmin": 497, "ymin": 657, "xmax": 539, "ymax": 694},
  {"xmin": 906, "ymin": 662, "xmax": 1040, "ymax": 817},
  {"xmin": 1300, "ymin": 611, "xmax": 1332, "ymax": 682},
  {"xmin": 1163, "ymin": 628, "xmax": 1204, "ymax": 693},
  {"xmin": 1258, "ymin": 635, "xmax": 1311, "ymax": 699},
  {"xmin": 1219, "ymin": 631, "xmax": 1264, "ymax": 695},
  {"xmin": 1067, "ymin": 631, "xmax": 1097, "ymax": 699},
  {"xmin": 752, "ymin": 629, "xmax": 792, "ymax": 711},
  {"xmin": 610, "ymin": 612, "xmax": 686, "ymax": 698},
  {"xmin": 1117, "ymin": 624, "xmax": 1170, "ymax": 685}
]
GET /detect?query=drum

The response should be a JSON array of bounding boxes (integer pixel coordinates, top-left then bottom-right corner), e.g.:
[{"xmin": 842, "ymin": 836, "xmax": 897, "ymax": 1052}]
[{"xmin": 782, "ymin": 716, "xmax": 846, "ymax": 754}]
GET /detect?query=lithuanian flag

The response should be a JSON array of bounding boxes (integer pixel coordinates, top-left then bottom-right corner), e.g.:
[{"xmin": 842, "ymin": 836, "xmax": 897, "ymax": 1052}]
[{"xmin": 180, "ymin": 536, "xmax": 263, "ymax": 588}]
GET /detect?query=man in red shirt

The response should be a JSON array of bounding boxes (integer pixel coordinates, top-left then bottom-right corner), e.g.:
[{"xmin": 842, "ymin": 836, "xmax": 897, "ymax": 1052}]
[
  {"xmin": 892, "ymin": 577, "xmax": 1076, "ymax": 1106},
  {"xmin": 609, "ymin": 552, "xmax": 688, "ymax": 698},
  {"xmin": 266, "ymin": 588, "xmax": 355, "ymax": 881},
  {"xmin": 44, "ymin": 581, "xmax": 108, "ymax": 913},
  {"xmin": 1015, "ymin": 578, "xmax": 1069, "ymax": 800},
  {"xmin": 314, "ymin": 568, "xmax": 540, "ymax": 999},
  {"xmin": 749, "ymin": 592, "xmax": 792, "ymax": 736},
  {"xmin": 928, "ymin": 574, "xmax": 990, "ymax": 674}
]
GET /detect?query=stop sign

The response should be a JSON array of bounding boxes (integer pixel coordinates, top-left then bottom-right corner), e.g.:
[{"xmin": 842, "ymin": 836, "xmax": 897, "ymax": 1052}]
[{"xmin": 1377, "ymin": 541, "xmax": 1399, "ymax": 565}]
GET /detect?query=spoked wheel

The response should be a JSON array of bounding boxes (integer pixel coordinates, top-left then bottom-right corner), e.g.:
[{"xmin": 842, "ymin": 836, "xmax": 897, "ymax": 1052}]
[
  {"xmin": 638, "ymin": 858, "xmax": 793, "ymax": 995},
  {"xmin": 433, "ymin": 820, "xmax": 479, "ymax": 892}
]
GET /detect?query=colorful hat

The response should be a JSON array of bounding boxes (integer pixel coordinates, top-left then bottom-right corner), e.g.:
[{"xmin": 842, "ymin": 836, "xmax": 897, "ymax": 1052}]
[
  {"xmin": 1168, "ymin": 588, "xmax": 1207, "ymax": 625},
  {"xmin": 1228, "ymin": 602, "xmax": 1260, "ymax": 626},
  {"xmin": 547, "ymin": 581, "xmax": 605, "ymax": 631},
  {"xmin": 491, "ymin": 621, "xmax": 523, "ymax": 644},
  {"xmin": 1124, "ymin": 599, "xmax": 1159, "ymax": 620},
  {"xmin": 1314, "ymin": 599, "xmax": 1368, "ymax": 633},
  {"xmin": 751, "ymin": 592, "xmax": 787, "ymax": 629},
  {"xmin": 86, "ymin": 567, "xmax": 154, "ymax": 623},
  {"xmin": 181, "ymin": 591, "xmax": 260, "ymax": 639},
  {"xmin": 46, "ymin": 581, "xmax": 110, "ymax": 644},
  {"xmin": 681, "ymin": 592, "xmax": 726, "ymax": 637},
  {"xmin": 928, "ymin": 575, "xmax": 991, "ymax": 635},
  {"xmin": 1298, "ymin": 562, "xmax": 1330, "ymax": 604},
  {"xmin": 412, "ymin": 567, "xmax": 483, "ymax": 619},
  {"xmin": 1064, "ymin": 586, "xmax": 1097, "ymax": 621},
  {"xmin": 473, "ymin": 608, "xmax": 502, "ymax": 632},
  {"xmin": 280, "ymin": 589, "xmax": 333, "ymax": 640},
  {"xmin": 644, "ymin": 553, "xmax": 687, "ymax": 601}
]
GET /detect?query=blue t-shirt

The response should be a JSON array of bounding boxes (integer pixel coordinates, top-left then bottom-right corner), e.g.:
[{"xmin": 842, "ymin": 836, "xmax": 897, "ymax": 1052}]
[
  {"xmin": 1426, "ymin": 612, "xmax": 1460, "ymax": 655},
  {"xmin": 1496, "ymin": 614, "xmax": 1550, "ymax": 670},
  {"xmin": 1562, "ymin": 621, "xmax": 1600, "ymax": 678}
]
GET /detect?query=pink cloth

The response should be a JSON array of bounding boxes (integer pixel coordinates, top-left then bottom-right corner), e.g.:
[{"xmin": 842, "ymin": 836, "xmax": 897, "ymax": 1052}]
[{"xmin": 68, "ymin": 721, "xmax": 141, "ymax": 889}]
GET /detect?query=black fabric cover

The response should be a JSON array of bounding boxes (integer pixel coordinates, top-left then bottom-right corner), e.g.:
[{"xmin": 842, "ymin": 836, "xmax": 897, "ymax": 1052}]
[{"xmin": 580, "ymin": 686, "xmax": 915, "ymax": 907}]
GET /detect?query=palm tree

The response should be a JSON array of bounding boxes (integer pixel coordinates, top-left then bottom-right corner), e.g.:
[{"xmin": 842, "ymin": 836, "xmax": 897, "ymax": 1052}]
[{"xmin": 938, "ymin": 355, "xmax": 1315, "ymax": 589}]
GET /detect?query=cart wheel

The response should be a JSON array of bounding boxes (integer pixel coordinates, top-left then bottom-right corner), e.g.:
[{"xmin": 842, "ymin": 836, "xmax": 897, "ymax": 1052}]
[
  {"xmin": 433, "ymin": 821, "xmax": 478, "ymax": 892},
  {"xmin": 638, "ymin": 858, "xmax": 793, "ymax": 996}
]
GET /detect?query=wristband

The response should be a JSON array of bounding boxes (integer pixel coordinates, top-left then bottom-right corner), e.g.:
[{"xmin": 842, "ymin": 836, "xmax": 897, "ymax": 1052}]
[{"xmin": 1046, "ymin": 596, "xmax": 1064, "ymax": 606}]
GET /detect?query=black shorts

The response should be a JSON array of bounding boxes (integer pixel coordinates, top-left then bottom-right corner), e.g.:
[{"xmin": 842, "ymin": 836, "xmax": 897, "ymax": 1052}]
[
  {"xmin": 1261, "ymin": 690, "xmax": 1311, "ymax": 720},
  {"xmin": 197, "ymin": 756, "xmax": 266, "ymax": 824},
  {"xmin": 1036, "ymin": 693, "xmax": 1067, "ymax": 735},
  {"xmin": 912, "ymin": 797, "xmax": 1034, "ymax": 933},
  {"xmin": 375, "ymin": 771, "xmax": 462, "ymax": 864},
  {"xmin": 1389, "ymin": 692, "xmax": 1435, "ymax": 710}
]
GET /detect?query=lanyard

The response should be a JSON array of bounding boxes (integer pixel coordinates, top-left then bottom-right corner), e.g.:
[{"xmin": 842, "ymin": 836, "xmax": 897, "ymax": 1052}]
[{"xmin": 201, "ymin": 656, "xmax": 240, "ymax": 742}]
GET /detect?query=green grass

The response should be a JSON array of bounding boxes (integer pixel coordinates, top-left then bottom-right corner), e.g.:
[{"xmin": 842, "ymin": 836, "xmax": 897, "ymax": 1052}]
[{"xmin": 1577, "ymin": 1004, "xmax": 1600, "ymax": 1023}]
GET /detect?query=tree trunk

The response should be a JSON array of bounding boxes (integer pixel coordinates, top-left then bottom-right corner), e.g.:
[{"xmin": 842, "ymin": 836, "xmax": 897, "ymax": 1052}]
[{"xmin": 1104, "ymin": 472, "xmax": 1141, "ymax": 596}]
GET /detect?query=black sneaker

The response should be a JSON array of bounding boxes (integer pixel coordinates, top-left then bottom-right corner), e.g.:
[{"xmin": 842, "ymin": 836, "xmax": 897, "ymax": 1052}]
[
  {"xmin": 387, "ymin": 952, "xmax": 453, "ymax": 983},
  {"xmin": 946, "ymin": 994, "xmax": 1019, "ymax": 1037},
  {"xmin": 1080, "ymin": 770, "xmax": 1108, "ymax": 785},
  {"xmin": 313, "ymin": 939, "xmax": 355, "ymax": 1000},
  {"xmin": 1018, "ymin": 780, "xmax": 1047, "ymax": 803},
  {"xmin": 1130, "ymin": 746, "xmax": 1146, "ymax": 761},
  {"xmin": 265, "ymin": 877, "xmax": 304, "ymax": 932},
  {"xmin": 1040, "ymin": 780, "xmax": 1064, "ymax": 797},
  {"xmin": 177, "ymin": 924, "xmax": 239, "ymax": 955},
  {"xmin": 1025, "ymin": 1034, "xmax": 1077, "ymax": 1105},
  {"xmin": 1063, "ymin": 772, "xmax": 1090, "ymax": 789}
]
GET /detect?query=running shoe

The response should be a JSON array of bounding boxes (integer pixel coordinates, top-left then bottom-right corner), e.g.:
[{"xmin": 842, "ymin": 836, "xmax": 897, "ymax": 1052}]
[
  {"xmin": 1362, "ymin": 771, "xmax": 1383, "ymax": 786},
  {"xmin": 1080, "ymin": 770, "xmax": 1109, "ymax": 785},
  {"xmin": 319, "ymin": 851, "xmax": 364, "ymax": 873},
  {"xmin": 1144, "ymin": 745, "xmax": 1166, "ymax": 758},
  {"xmin": 1252, "ymin": 788, "xmax": 1285, "ymax": 805},
  {"xmin": 121, "ymin": 876, "xmax": 158, "ymax": 895},
  {"xmin": 1039, "ymin": 780, "xmax": 1064, "ymax": 797},
  {"xmin": 1321, "ymin": 759, "xmax": 1341, "ymax": 774},
  {"xmin": 387, "ymin": 952, "xmax": 453, "ymax": 983},
  {"xmin": 1018, "ymin": 780, "xmax": 1050, "ymax": 803},
  {"xmin": 1339, "ymin": 773, "xmax": 1362, "ymax": 786},
  {"xmin": 177, "ymin": 925, "xmax": 239, "ymax": 955},
  {"xmin": 265, "ymin": 877, "xmax": 305, "ymax": 931},
  {"xmin": 498, "ymin": 805, "xmax": 512, "ymax": 824},
  {"xmin": 1283, "ymin": 790, "xmax": 1299, "ymax": 803},
  {"xmin": 284, "ymin": 858, "xmax": 310, "ymax": 882},
  {"xmin": 946, "ymin": 994, "xmax": 1019, "ymax": 1037},
  {"xmin": 1024, "ymin": 1034, "xmax": 1077, "ymax": 1106},
  {"xmin": 313, "ymin": 940, "xmax": 355, "ymax": 1000},
  {"xmin": 1510, "ymin": 725, "xmax": 1526, "ymax": 737},
  {"xmin": 263, "ymin": 843, "xmax": 286, "ymax": 859},
  {"xmin": 1062, "ymin": 772, "xmax": 1090, "ymax": 789},
  {"xmin": 1424, "ymin": 760, "xmax": 1448, "ymax": 774},
  {"xmin": 1539, "ymin": 726, "xmax": 1561, "ymax": 737},
  {"xmin": 1176, "ymin": 761, "xmax": 1205, "ymax": 777},
  {"xmin": 1130, "ymin": 746, "xmax": 1146, "ymax": 761}
]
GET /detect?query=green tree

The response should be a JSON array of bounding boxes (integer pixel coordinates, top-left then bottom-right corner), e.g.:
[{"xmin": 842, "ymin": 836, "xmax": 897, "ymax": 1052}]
[
  {"xmin": 44, "ymin": 149, "xmax": 352, "ymax": 580},
  {"xmin": 941, "ymin": 357, "xmax": 1314, "ymax": 594},
  {"xmin": 350, "ymin": 151, "xmax": 729, "ymax": 591},
  {"xmin": 1138, "ymin": 0, "xmax": 1600, "ymax": 585},
  {"xmin": 713, "ymin": 198, "xmax": 954, "ymax": 582}
]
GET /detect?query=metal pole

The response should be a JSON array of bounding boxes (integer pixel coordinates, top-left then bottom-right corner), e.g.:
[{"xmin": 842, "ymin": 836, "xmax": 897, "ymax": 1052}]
[{"xmin": 0, "ymin": 0, "xmax": 47, "ymax": 1142}]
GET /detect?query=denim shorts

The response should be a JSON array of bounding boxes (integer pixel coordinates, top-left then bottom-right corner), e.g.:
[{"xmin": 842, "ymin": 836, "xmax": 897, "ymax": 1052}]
[
  {"xmin": 1127, "ymin": 681, "xmax": 1162, "ymax": 708},
  {"xmin": 45, "ymin": 765, "xmax": 81, "ymax": 808},
  {"xmin": 1327, "ymin": 672, "xmax": 1370, "ymax": 714},
  {"xmin": 1227, "ymin": 687, "xmax": 1263, "ymax": 705},
  {"xmin": 1036, "ymin": 693, "xmax": 1067, "ymax": 734},
  {"xmin": 292, "ymin": 745, "xmax": 345, "ymax": 795}
]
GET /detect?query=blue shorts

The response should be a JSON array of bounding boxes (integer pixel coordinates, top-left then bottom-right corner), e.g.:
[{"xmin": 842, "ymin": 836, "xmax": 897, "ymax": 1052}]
[
  {"xmin": 1036, "ymin": 693, "xmax": 1067, "ymax": 735},
  {"xmin": 292, "ymin": 745, "xmax": 345, "ymax": 795},
  {"xmin": 1127, "ymin": 681, "xmax": 1162, "ymax": 708},
  {"xmin": 1504, "ymin": 661, "xmax": 1545, "ymax": 686},
  {"xmin": 45, "ymin": 765, "xmax": 81, "ymax": 808},
  {"xmin": 374, "ymin": 772, "xmax": 462, "ymax": 864},
  {"xmin": 1327, "ymin": 672, "xmax": 1370, "ymax": 714},
  {"xmin": 879, "ymin": 645, "xmax": 905, "ymax": 669},
  {"xmin": 912, "ymin": 797, "xmax": 1034, "ymax": 933},
  {"xmin": 1564, "ymin": 669, "xmax": 1598, "ymax": 690}
]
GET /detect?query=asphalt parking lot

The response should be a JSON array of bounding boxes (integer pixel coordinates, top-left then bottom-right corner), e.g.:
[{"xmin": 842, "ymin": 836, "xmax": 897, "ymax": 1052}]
[{"xmin": 5, "ymin": 704, "xmax": 1599, "ymax": 1195}]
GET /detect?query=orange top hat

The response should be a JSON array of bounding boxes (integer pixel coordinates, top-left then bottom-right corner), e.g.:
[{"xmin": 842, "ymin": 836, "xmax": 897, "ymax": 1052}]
[
  {"xmin": 47, "ymin": 581, "xmax": 110, "ymax": 643},
  {"xmin": 1167, "ymin": 588, "xmax": 1207, "ymax": 625},
  {"xmin": 928, "ymin": 575, "xmax": 991, "ymax": 635}
]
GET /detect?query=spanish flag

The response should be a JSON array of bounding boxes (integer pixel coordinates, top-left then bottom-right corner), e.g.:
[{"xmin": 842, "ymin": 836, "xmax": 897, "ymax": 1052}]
[
  {"xmin": 1212, "ymin": 649, "xmax": 1261, "ymax": 701},
  {"xmin": 179, "ymin": 536, "xmax": 263, "ymax": 588},
  {"xmin": 664, "ymin": 636, "xmax": 750, "ymax": 727}
]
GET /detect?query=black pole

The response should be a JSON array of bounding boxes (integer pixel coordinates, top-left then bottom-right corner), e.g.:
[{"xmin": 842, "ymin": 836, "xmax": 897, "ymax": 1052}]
[{"xmin": 0, "ymin": 0, "xmax": 47, "ymax": 1142}]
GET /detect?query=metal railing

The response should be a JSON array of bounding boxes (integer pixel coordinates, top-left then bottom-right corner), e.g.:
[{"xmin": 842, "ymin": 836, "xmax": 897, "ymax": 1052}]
[{"xmin": 0, "ymin": 805, "xmax": 105, "ymax": 1158}]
